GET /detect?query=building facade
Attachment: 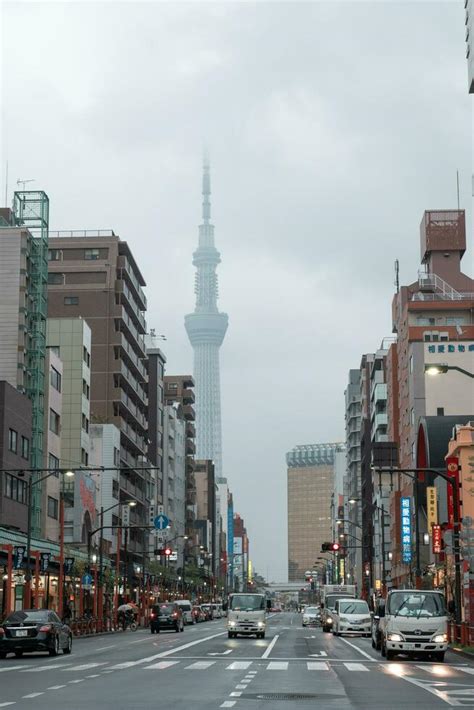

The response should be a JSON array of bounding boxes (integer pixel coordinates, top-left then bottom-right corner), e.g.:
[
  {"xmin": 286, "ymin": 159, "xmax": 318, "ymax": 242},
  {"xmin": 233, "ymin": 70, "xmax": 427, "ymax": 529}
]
[
  {"xmin": 195, "ymin": 459, "xmax": 216, "ymax": 573},
  {"xmin": 185, "ymin": 160, "xmax": 228, "ymax": 479},
  {"xmin": 41, "ymin": 347, "xmax": 63, "ymax": 542},
  {"xmin": 344, "ymin": 371, "xmax": 362, "ymax": 590},
  {"xmin": 287, "ymin": 443, "xmax": 341, "ymax": 582},
  {"xmin": 467, "ymin": 0, "xmax": 473, "ymax": 93},
  {"xmin": 163, "ymin": 403, "xmax": 187, "ymax": 568}
]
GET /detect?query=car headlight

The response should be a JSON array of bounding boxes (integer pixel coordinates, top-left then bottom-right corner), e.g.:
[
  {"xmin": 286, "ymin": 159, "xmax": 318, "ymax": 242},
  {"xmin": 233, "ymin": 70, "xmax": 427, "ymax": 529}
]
[
  {"xmin": 432, "ymin": 633, "xmax": 448, "ymax": 643},
  {"xmin": 361, "ymin": 617, "xmax": 372, "ymax": 624},
  {"xmin": 303, "ymin": 617, "xmax": 309, "ymax": 622},
  {"xmin": 327, "ymin": 617, "xmax": 333, "ymax": 624},
  {"xmin": 339, "ymin": 617, "xmax": 348, "ymax": 623},
  {"xmin": 229, "ymin": 621, "xmax": 236, "ymax": 627},
  {"xmin": 258, "ymin": 622, "xmax": 265, "ymax": 628},
  {"xmin": 387, "ymin": 633, "xmax": 403, "ymax": 642}
]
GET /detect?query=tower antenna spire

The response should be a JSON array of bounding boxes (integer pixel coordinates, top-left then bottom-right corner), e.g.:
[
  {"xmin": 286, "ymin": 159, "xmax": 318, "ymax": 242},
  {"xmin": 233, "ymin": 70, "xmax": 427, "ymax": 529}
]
[{"xmin": 202, "ymin": 150, "xmax": 211, "ymax": 225}]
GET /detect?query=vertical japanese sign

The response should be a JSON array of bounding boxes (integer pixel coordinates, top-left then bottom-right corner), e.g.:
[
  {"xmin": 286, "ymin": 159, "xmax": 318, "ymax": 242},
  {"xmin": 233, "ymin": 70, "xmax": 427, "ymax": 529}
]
[
  {"xmin": 432, "ymin": 525, "xmax": 442, "ymax": 554},
  {"xmin": 13, "ymin": 546, "xmax": 26, "ymax": 570},
  {"xmin": 401, "ymin": 497, "xmax": 412, "ymax": 563},
  {"xmin": 426, "ymin": 487, "xmax": 438, "ymax": 530},
  {"xmin": 40, "ymin": 553, "xmax": 51, "ymax": 573}
]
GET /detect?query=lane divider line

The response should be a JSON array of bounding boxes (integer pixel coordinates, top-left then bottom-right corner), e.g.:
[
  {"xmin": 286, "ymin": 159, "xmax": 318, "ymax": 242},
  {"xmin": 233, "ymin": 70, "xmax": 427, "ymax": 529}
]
[
  {"xmin": 337, "ymin": 636, "xmax": 374, "ymax": 660},
  {"xmin": 261, "ymin": 634, "xmax": 280, "ymax": 659}
]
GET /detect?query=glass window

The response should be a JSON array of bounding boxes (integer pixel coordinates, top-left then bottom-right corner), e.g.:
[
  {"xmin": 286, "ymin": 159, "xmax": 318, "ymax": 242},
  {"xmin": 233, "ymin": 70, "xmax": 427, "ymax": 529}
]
[
  {"xmin": 409, "ymin": 355, "xmax": 413, "ymax": 373},
  {"xmin": 48, "ymin": 249, "xmax": 61, "ymax": 261},
  {"xmin": 82, "ymin": 379, "xmax": 90, "ymax": 399},
  {"xmin": 8, "ymin": 428, "xmax": 18, "ymax": 453},
  {"xmin": 4, "ymin": 474, "xmax": 27, "ymax": 503},
  {"xmin": 388, "ymin": 591, "xmax": 446, "ymax": 617},
  {"xmin": 229, "ymin": 594, "xmax": 265, "ymax": 611},
  {"xmin": 84, "ymin": 248, "xmax": 100, "ymax": 260},
  {"xmin": 49, "ymin": 453, "xmax": 60, "ymax": 477},
  {"xmin": 48, "ymin": 273, "xmax": 63, "ymax": 285},
  {"xmin": 81, "ymin": 448, "xmax": 89, "ymax": 465},
  {"xmin": 446, "ymin": 317, "xmax": 466, "ymax": 326},
  {"xmin": 21, "ymin": 436, "xmax": 29, "ymax": 460},
  {"xmin": 50, "ymin": 366, "xmax": 62, "ymax": 392},
  {"xmin": 82, "ymin": 414, "xmax": 89, "ymax": 433},
  {"xmin": 49, "ymin": 409, "xmax": 60, "ymax": 435},
  {"xmin": 338, "ymin": 600, "xmax": 369, "ymax": 614},
  {"xmin": 47, "ymin": 496, "xmax": 59, "ymax": 519},
  {"xmin": 64, "ymin": 296, "xmax": 79, "ymax": 305}
]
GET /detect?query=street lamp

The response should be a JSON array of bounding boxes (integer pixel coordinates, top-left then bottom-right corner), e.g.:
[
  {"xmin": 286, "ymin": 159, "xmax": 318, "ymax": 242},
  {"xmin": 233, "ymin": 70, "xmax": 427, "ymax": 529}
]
[{"xmin": 424, "ymin": 363, "xmax": 474, "ymax": 379}]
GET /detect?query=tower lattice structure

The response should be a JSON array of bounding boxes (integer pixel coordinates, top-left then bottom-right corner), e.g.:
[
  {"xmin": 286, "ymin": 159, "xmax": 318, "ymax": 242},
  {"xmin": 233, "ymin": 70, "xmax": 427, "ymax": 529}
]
[{"xmin": 185, "ymin": 159, "xmax": 228, "ymax": 479}]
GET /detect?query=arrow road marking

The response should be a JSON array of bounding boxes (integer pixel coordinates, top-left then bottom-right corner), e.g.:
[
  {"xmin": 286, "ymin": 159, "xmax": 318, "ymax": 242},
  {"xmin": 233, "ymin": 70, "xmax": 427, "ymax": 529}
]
[
  {"xmin": 208, "ymin": 650, "xmax": 233, "ymax": 656},
  {"xmin": 309, "ymin": 651, "xmax": 328, "ymax": 657}
]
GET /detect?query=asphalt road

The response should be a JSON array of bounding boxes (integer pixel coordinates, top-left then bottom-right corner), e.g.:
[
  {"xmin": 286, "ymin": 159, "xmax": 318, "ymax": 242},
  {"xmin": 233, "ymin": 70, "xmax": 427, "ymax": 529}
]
[{"xmin": 1, "ymin": 612, "xmax": 474, "ymax": 709}]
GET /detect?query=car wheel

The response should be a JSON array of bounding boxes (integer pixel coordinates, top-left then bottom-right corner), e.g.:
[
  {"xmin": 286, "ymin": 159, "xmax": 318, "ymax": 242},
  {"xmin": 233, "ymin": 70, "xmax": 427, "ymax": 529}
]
[
  {"xmin": 49, "ymin": 635, "xmax": 60, "ymax": 657},
  {"xmin": 433, "ymin": 652, "xmax": 445, "ymax": 663},
  {"xmin": 381, "ymin": 639, "xmax": 386, "ymax": 658},
  {"xmin": 63, "ymin": 635, "xmax": 72, "ymax": 655},
  {"xmin": 386, "ymin": 650, "xmax": 395, "ymax": 661},
  {"xmin": 371, "ymin": 637, "xmax": 376, "ymax": 648},
  {"xmin": 0, "ymin": 652, "xmax": 6, "ymax": 659},
  {"xmin": 14, "ymin": 650, "xmax": 23, "ymax": 658}
]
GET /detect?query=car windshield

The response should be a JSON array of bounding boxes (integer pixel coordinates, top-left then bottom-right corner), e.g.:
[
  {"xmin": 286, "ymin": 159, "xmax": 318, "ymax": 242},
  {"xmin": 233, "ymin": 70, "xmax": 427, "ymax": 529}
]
[
  {"xmin": 4, "ymin": 610, "xmax": 48, "ymax": 624},
  {"xmin": 339, "ymin": 601, "xmax": 369, "ymax": 615},
  {"xmin": 158, "ymin": 604, "xmax": 175, "ymax": 616},
  {"xmin": 389, "ymin": 592, "xmax": 446, "ymax": 618},
  {"xmin": 327, "ymin": 595, "xmax": 353, "ymax": 610},
  {"xmin": 229, "ymin": 594, "xmax": 265, "ymax": 611},
  {"xmin": 305, "ymin": 607, "xmax": 318, "ymax": 614}
]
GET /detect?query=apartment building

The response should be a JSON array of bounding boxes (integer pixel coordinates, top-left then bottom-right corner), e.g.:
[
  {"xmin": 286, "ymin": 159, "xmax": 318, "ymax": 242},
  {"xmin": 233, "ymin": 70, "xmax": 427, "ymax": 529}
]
[{"xmin": 41, "ymin": 347, "xmax": 63, "ymax": 541}]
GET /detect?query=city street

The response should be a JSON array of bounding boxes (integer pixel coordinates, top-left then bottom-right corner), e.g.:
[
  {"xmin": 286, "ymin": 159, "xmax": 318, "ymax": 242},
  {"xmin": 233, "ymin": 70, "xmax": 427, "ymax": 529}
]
[{"xmin": 1, "ymin": 613, "xmax": 474, "ymax": 709}]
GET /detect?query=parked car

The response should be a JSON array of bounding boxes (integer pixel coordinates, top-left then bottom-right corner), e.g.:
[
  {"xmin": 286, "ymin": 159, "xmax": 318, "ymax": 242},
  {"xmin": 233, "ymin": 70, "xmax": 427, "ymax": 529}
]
[
  {"xmin": 301, "ymin": 606, "xmax": 320, "ymax": 627},
  {"xmin": 201, "ymin": 604, "xmax": 214, "ymax": 620},
  {"xmin": 192, "ymin": 605, "xmax": 204, "ymax": 623},
  {"xmin": 212, "ymin": 603, "xmax": 222, "ymax": 619},
  {"xmin": 175, "ymin": 600, "xmax": 194, "ymax": 625},
  {"xmin": 150, "ymin": 603, "xmax": 184, "ymax": 633},
  {"xmin": 331, "ymin": 598, "xmax": 371, "ymax": 637},
  {"xmin": 0, "ymin": 609, "xmax": 72, "ymax": 658}
]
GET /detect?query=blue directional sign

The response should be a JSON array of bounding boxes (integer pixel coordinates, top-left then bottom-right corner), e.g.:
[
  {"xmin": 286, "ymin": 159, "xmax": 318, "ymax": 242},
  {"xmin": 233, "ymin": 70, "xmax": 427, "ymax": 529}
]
[
  {"xmin": 82, "ymin": 573, "xmax": 92, "ymax": 586},
  {"xmin": 154, "ymin": 514, "xmax": 169, "ymax": 530}
]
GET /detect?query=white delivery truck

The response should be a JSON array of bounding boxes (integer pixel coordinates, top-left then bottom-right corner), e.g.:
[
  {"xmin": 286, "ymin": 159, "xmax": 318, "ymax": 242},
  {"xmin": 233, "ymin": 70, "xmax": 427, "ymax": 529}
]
[
  {"xmin": 320, "ymin": 584, "xmax": 356, "ymax": 632},
  {"xmin": 227, "ymin": 592, "xmax": 267, "ymax": 639},
  {"xmin": 378, "ymin": 589, "xmax": 448, "ymax": 661}
]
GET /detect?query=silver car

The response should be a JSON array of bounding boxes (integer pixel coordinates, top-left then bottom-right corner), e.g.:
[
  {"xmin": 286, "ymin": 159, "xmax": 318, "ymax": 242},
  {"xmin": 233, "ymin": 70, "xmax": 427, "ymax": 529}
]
[{"xmin": 302, "ymin": 606, "xmax": 320, "ymax": 627}]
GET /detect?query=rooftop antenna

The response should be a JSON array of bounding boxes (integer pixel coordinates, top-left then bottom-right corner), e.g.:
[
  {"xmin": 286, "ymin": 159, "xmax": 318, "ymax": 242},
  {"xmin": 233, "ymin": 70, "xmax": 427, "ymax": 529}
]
[
  {"xmin": 394, "ymin": 259, "xmax": 400, "ymax": 293},
  {"xmin": 456, "ymin": 170, "xmax": 460, "ymax": 210},
  {"xmin": 17, "ymin": 178, "xmax": 35, "ymax": 192}
]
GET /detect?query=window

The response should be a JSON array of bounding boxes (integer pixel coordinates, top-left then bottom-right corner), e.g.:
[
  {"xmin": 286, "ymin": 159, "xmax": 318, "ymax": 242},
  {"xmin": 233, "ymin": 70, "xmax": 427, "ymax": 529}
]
[
  {"xmin": 447, "ymin": 317, "xmax": 466, "ymax": 326},
  {"xmin": 437, "ymin": 407, "xmax": 445, "ymax": 416},
  {"xmin": 84, "ymin": 248, "xmax": 100, "ymax": 260},
  {"xmin": 8, "ymin": 429, "xmax": 17, "ymax": 453},
  {"xmin": 410, "ymin": 408, "xmax": 415, "ymax": 426},
  {"xmin": 167, "ymin": 383, "xmax": 178, "ymax": 391},
  {"xmin": 48, "ymin": 249, "xmax": 61, "ymax": 261},
  {"xmin": 409, "ymin": 355, "xmax": 413, "ymax": 374},
  {"xmin": 48, "ymin": 453, "xmax": 60, "ymax": 477},
  {"xmin": 4, "ymin": 474, "xmax": 27, "ymax": 504},
  {"xmin": 50, "ymin": 366, "xmax": 62, "ymax": 392},
  {"xmin": 21, "ymin": 436, "xmax": 29, "ymax": 460},
  {"xmin": 47, "ymin": 273, "xmax": 63, "ymax": 285},
  {"xmin": 82, "ymin": 379, "xmax": 90, "ymax": 399},
  {"xmin": 50, "ymin": 346, "xmax": 60, "ymax": 356},
  {"xmin": 81, "ymin": 448, "xmax": 89, "ymax": 466},
  {"xmin": 47, "ymin": 496, "xmax": 58, "ymax": 519},
  {"xmin": 83, "ymin": 347, "xmax": 90, "ymax": 367},
  {"xmin": 49, "ymin": 409, "xmax": 60, "ymax": 435},
  {"xmin": 64, "ymin": 296, "xmax": 79, "ymax": 306},
  {"xmin": 82, "ymin": 414, "xmax": 89, "ymax": 433}
]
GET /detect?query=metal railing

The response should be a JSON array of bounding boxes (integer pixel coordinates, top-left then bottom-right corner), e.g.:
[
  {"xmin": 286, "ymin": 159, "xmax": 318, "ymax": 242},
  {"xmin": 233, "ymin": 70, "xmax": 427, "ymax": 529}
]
[{"xmin": 49, "ymin": 230, "xmax": 116, "ymax": 238}]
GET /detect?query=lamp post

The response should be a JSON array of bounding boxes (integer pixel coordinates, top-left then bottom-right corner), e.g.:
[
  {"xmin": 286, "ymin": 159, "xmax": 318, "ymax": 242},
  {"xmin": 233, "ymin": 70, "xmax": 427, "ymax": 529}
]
[
  {"xmin": 348, "ymin": 498, "xmax": 392, "ymax": 593},
  {"xmin": 425, "ymin": 364, "xmax": 474, "ymax": 379},
  {"xmin": 97, "ymin": 500, "xmax": 137, "ymax": 615}
]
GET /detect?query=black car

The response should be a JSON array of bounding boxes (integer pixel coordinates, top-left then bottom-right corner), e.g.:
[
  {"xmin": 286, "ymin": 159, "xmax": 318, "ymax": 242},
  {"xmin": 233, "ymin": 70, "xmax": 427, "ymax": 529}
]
[
  {"xmin": 150, "ymin": 603, "xmax": 184, "ymax": 633},
  {"xmin": 0, "ymin": 609, "xmax": 73, "ymax": 658}
]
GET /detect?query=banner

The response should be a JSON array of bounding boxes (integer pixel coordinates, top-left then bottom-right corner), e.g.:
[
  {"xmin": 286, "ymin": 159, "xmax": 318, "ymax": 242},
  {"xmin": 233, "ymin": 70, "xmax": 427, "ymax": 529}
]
[
  {"xmin": 40, "ymin": 553, "xmax": 51, "ymax": 573},
  {"xmin": 400, "ymin": 497, "xmax": 412, "ymax": 563},
  {"xmin": 432, "ymin": 525, "xmax": 442, "ymax": 554},
  {"xmin": 64, "ymin": 557, "xmax": 75, "ymax": 575},
  {"xmin": 426, "ymin": 487, "xmax": 438, "ymax": 530},
  {"xmin": 13, "ymin": 546, "xmax": 26, "ymax": 570},
  {"xmin": 446, "ymin": 457, "xmax": 460, "ymax": 530}
]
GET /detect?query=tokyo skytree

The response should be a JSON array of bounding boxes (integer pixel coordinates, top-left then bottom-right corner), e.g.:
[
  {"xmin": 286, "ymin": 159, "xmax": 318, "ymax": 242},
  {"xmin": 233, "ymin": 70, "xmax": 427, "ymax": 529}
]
[{"xmin": 185, "ymin": 158, "xmax": 228, "ymax": 479}]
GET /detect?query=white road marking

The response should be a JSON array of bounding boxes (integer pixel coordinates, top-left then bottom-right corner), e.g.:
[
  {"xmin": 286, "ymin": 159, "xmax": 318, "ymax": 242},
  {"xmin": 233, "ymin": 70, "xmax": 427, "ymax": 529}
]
[
  {"xmin": 220, "ymin": 703, "xmax": 236, "ymax": 708},
  {"xmin": 0, "ymin": 665, "xmax": 27, "ymax": 673},
  {"xmin": 22, "ymin": 694, "xmax": 44, "ymax": 699},
  {"xmin": 229, "ymin": 692, "xmax": 242, "ymax": 697},
  {"xmin": 95, "ymin": 645, "xmax": 117, "ymax": 651},
  {"xmin": 62, "ymin": 663, "xmax": 107, "ymax": 671},
  {"xmin": 145, "ymin": 661, "xmax": 180, "ymax": 670},
  {"xmin": 68, "ymin": 679, "xmax": 85, "ymax": 684},
  {"xmin": 235, "ymin": 684, "xmax": 248, "ymax": 690},
  {"xmin": 337, "ymin": 636, "xmax": 374, "ymax": 660},
  {"xmin": 0, "ymin": 703, "xmax": 16, "ymax": 707},
  {"xmin": 307, "ymin": 662, "xmax": 329, "ymax": 670},
  {"xmin": 248, "ymin": 670, "xmax": 258, "ymax": 674},
  {"xmin": 209, "ymin": 650, "xmax": 233, "ymax": 656},
  {"xmin": 226, "ymin": 661, "xmax": 252, "ymax": 670},
  {"xmin": 47, "ymin": 685, "xmax": 66, "ymax": 690},
  {"xmin": 20, "ymin": 663, "xmax": 72, "ymax": 673},
  {"xmin": 344, "ymin": 663, "xmax": 369, "ymax": 672},
  {"xmin": 108, "ymin": 661, "xmax": 137, "ymax": 669},
  {"xmin": 309, "ymin": 651, "xmax": 327, "ymax": 657},
  {"xmin": 458, "ymin": 667, "xmax": 474, "ymax": 675},
  {"xmin": 186, "ymin": 661, "xmax": 217, "ymax": 670},
  {"xmin": 266, "ymin": 661, "xmax": 288, "ymax": 670},
  {"xmin": 261, "ymin": 634, "xmax": 280, "ymax": 659},
  {"xmin": 416, "ymin": 665, "xmax": 449, "ymax": 675},
  {"xmin": 85, "ymin": 674, "xmax": 101, "ymax": 678}
]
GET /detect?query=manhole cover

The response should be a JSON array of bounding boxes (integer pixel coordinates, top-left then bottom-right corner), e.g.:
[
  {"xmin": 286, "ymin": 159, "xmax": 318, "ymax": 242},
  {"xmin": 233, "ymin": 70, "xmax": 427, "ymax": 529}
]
[{"xmin": 242, "ymin": 693, "xmax": 341, "ymax": 701}]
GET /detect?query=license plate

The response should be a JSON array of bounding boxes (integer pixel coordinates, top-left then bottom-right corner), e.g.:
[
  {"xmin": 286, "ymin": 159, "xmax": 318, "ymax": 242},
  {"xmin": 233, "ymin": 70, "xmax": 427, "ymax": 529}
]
[
  {"xmin": 404, "ymin": 643, "xmax": 416, "ymax": 650},
  {"xmin": 16, "ymin": 630, "xmax": 28, "ymax": 637}
]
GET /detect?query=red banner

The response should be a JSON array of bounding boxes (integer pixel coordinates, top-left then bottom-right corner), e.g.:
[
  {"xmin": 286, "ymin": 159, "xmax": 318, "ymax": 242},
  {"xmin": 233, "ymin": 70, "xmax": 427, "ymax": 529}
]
[
  {"xmin": 432, "ymin": 524, "xmax": 442, "ymax": 554},
  {"xmin": 446, "ymin": 456, "xmax": 460, "ymax": 530}
]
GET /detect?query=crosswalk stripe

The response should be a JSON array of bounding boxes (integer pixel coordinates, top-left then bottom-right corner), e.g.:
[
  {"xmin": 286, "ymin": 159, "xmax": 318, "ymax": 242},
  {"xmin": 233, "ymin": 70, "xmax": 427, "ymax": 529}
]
[
  {"xmin": 457, "ymin": 667, "xmax": 474, "ymax": 675},
  {"xmin": 61, "ymin": 663, "xmax": 107, "ymax": 672},
  {"xmin": 344, "ymin": 663, "xmax": 369, "ymax": 672},
  {"xmin": 267, "ymin": 662, "xmax": 288, "ymax": 670},
  {"xmin": 226, "ymin": 662, "xmax": 252, "ymax": 670},
  {"xmin": 185, "ymin": 661, "xmax": 217, "ymax": 670},
  {"xmin": 0, "ymin": 665, "xmax": 26, "ymax": 673},
  {"xmin": 145, "ymin": 661, "xmax": 180, "ymax": 670},
  {"xmin": 307, "ymin": 662, "xmax": 329, "ymax": 671},
  {"xmin": 20, "ymin": 664, "xmax": 72, "ymax": 673}
]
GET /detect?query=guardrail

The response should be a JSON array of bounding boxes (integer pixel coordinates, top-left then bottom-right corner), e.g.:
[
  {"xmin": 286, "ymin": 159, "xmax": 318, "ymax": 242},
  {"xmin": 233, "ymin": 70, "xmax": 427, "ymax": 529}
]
[{"xmin": 448, "ymin": 622, "xmax": 474, "ymax": 646}]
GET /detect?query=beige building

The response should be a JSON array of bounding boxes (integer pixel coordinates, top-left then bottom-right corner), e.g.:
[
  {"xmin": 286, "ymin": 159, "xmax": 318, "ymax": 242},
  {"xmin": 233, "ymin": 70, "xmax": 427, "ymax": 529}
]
[
  {"xmin": 287, "ymin": 444, "xmax": 341, "ymax": 582},
  {"xmin": 42, "ymin": 347, "xmax": 64, "ymax": 541}
]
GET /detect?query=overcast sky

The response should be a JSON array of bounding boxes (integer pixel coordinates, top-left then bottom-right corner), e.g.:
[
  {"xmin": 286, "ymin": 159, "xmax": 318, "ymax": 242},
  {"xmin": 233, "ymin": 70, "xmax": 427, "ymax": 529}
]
[{"xmin": 2, "ymin": 1, "xmax": 472, "ymax": 582}]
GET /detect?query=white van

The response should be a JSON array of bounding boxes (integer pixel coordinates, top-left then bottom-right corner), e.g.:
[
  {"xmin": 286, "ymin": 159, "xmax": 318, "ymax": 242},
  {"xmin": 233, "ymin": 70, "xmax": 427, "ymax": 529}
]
[
  {"xmin": 175, "ymin": 599, "xmax": 194, "ymax": 625},
  {"xmin": 332, "ymin": 598, "xmax": 371, "ymax": 637}
]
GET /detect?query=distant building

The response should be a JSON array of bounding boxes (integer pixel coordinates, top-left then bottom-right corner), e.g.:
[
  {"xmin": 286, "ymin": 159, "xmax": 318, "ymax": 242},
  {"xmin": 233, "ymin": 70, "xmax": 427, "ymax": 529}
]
[
  {"xmin": 287, "ymin": 443, "xmax": 342, "ymax": 582},
  {"xmin": 41, "ymin": 347, "xmax": 63, "ymax": 542},
  {"xmin": 344, "ymin": 372, "xmax": 362, "ymax": 589},
  {"xmin": 89, "ymin": 424, "xmax": 121, "ymax": 553}
]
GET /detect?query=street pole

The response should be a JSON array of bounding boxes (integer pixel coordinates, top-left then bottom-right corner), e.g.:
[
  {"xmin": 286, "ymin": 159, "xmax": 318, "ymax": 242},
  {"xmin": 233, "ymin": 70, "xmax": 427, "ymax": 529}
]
[
  {"xmin": 99, "ymin": 506, "xmax": 104, "ymax": 621},
  {"xmin": 381, "ymin": 504, "xmax": 386, "ymax": 594},
  {"xmin": 124, "ymin": 528, "xmax": 128, "ymax": 602},
  {"xmin": 24, "ymin": 478, "xmax": 33, "ymax": 608},
  {"xmin": 414, "ymin": 475, "xmax": 421, "ymax": 589},
  {"xmin": 58, "ymin": 493, "xmax": 65, "ymax": 618},
  {"xmin": 452, "ymin": 475, "xmax": 463, "ymax": 628}
]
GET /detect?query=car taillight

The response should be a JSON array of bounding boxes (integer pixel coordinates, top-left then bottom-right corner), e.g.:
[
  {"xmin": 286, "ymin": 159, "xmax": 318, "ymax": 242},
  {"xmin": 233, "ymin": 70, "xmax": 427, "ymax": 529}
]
[
  {"xmin": 150, "ymin": 613, "xmax": 155, "ymax": 618},
  {"xmin": 172, "ymin": 613, "xmax": 178, "ymax": 618},
  {"xmin": 39, "ymin": 624, "xmax": 52, "ymax": 632}
]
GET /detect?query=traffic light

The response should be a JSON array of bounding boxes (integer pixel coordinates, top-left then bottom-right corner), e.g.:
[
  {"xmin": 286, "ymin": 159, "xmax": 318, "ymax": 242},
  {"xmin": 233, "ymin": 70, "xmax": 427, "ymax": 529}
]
[
  {"xmin": 164, "ymin": 547, "xmax": 172, "ymax": 557},
  {"xmin": 321, "ymin": 542, "xmax": 332, "ymax": 552},
  {"xmin": 331, "ymin": 542, "xmax": 340, "ymax": 552},
  {"xmin": 154, "ymin": 547, "xmax": 173, "ymax": 557}
]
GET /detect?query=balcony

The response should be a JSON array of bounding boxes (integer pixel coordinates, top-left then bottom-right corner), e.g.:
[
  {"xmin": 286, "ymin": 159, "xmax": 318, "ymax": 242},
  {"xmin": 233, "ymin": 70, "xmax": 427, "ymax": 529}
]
[
  {"xmin": 120, "ymin": 417, "xmax": 147, "ymax": 455},
  {"xmin": 120, "ymin": 390, "xmax": 147, "ymax": 431},
  {"xmin": 115, "ymin": 280, "xmax": 147, "ymax": 333},
  {"xmin": 117, "ymin": 307, "xmax": 147, "ymax": 358},
  {"xmin": 121, "ymin": 362, "xmax": 148, "ymax": 406},
  {"xmin": 182, "ymin": 388, "xmax": 195, "ymax": 405},
  {"xmin": 186, "ymin": 422, "xmax": 196, "ymax": 439},
  {"xmin": 186, "ymin": 456, "xmax": 195, "ymax": 473},
  {"xmin": 116, "ymin": 333, "xmax": 148, "ymax": 383},
  {"xmin": 183, "ymin": 404, "xmax": 195, "ymax": 421},
  {"xmin": 374, "ymin": 412, "xmax": 388, "ymax": 429},
  {"xmin": 186, "ymin": 440, "xmax": 196, "ymax": 455},
  {"xmin": 120, "ymin": 475, "xmax": 145, "ymax": 503},
  {"xmin": 117, "ymin": 256, "xmax": 147, "ymax": 310}
]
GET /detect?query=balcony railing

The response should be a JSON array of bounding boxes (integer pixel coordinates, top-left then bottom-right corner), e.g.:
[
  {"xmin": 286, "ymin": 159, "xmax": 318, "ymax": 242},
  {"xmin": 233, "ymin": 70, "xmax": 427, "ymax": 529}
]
[{"xmin": 117, "ymin": 256, "xmax": 147, "ymax": 309}]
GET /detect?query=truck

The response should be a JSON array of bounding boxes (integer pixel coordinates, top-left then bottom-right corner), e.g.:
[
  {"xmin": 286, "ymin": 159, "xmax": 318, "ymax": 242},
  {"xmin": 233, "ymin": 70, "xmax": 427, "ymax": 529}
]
[
  {"xmin": 227, "ymin": 592, "xmax": 267, "ymax": 638},
  {"xmin": 320, "ymin": 584, "xmax": 356, "ymax": 632},
  {"xmin": 377, "ymin": 589, "xmax": 448, "ymax": 662}
]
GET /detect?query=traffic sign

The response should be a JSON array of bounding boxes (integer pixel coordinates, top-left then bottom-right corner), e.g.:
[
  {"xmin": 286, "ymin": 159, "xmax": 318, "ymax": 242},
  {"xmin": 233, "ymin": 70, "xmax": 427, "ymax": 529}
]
[
  {"xmin": 154, "ymin": 514, "xmax": 169, "ymax": 530},
  {"xmin": 82, "ymin": 573, "xmax": 92, "ymax": 590}
]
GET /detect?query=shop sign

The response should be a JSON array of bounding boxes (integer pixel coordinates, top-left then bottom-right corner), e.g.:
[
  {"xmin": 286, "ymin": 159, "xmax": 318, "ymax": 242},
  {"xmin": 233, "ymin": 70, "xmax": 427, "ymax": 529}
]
[
  {"xmin": 400, "ymin": 497, "xmax": 412, "ymax": 563},
  {"xmin": 13, "ymin": 546, "xmax": 26, "ymax": 570},
  {"xmin": 426, "ymin": 487, "xmax": 438, "ymax": 529},
  {"xmin": 40, "ymin": 553, "xmax": 51, "ymax": 573},
  {"xmin": 432, "ymin": 525, "xmax": 442, "ymax": 554}
]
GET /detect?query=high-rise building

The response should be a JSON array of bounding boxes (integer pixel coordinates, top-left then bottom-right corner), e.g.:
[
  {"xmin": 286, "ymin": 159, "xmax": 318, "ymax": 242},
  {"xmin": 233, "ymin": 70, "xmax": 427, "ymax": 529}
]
[
  {"xmin": 0, "ymin": 192, "xmax": 49, "ymax": 535},
  {"xmin": 163, "ymin": 403, "xmax": 187, "ymax": 568},
  {"xmin": 185, "ymin": 160, "xmax": 228, "ymax": 479},
  {"xmin": 42, "ymin": 347, "xmax": 63, "ymax": 541},
  {"xmin": 195, "ymin": 459, "xmax": 216, "ymax": 572},
  {"xmin": 466, "ymin": 0, "xmax": 473, "ymax": 93},
  {"xmin": 287, "ymin": 443, "xmax": 341, "ymax": 582},
  {"xmin": 47, "ymin": 231, "xmax": 150, "ymax": 562},
  {"xmin": 344, "ymin": 371, "xmax": 362, "ymax": 589}
]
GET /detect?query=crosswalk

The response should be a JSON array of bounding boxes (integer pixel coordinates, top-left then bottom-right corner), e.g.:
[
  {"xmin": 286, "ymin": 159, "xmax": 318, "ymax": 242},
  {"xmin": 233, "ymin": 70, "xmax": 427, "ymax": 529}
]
[{"xmin": 3, "ymin": 660, "xmax": 474, "ymax": 676}]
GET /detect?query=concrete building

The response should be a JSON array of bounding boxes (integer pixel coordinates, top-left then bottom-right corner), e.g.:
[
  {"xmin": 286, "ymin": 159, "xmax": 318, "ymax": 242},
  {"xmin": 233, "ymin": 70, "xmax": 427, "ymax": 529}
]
[
  {"xmin": 185, "ymin": 160, "xmax": 228, "ymax": 479},
  {"xmin": 0, "ymin": 193, "xmax": 49, "ymax": 535},
  {"xmin": 163, "ymin": 403, "xmax": 187, "ymax": 568},
  {"xmin": 89, "ymin": 424, "xmax": 121, "ymax": 553},
  {"xmin": 467, "ymin": 0, "xmax": 473, "ymax": 93},
  {"xmin": 287, "ymin": 443, "xmax": 341, "ymax": 582},
  {"xmin": 47, "ymin": 231, "xmax": 150, "ymax": 562},
  {"xmin": 195, "ymin": 459, "xmax": 216, "ymax": 573},
  {"xmin": 0, "ymin": 382, "xmax": 33, "ymax": 534},
  {"xmin": 41, "ymin": 347, "xmax": 63, "ymax": 542},
  {"xmin": 344, "ymin": 371, "xmax": 362, "ymax": 590}
]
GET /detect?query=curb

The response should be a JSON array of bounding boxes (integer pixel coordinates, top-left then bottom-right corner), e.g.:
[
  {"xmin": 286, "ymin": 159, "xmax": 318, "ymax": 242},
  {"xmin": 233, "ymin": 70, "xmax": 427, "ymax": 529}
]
[{"xmin": 449, "ymin": 646, "xmax": 474, "ymax": 661}]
